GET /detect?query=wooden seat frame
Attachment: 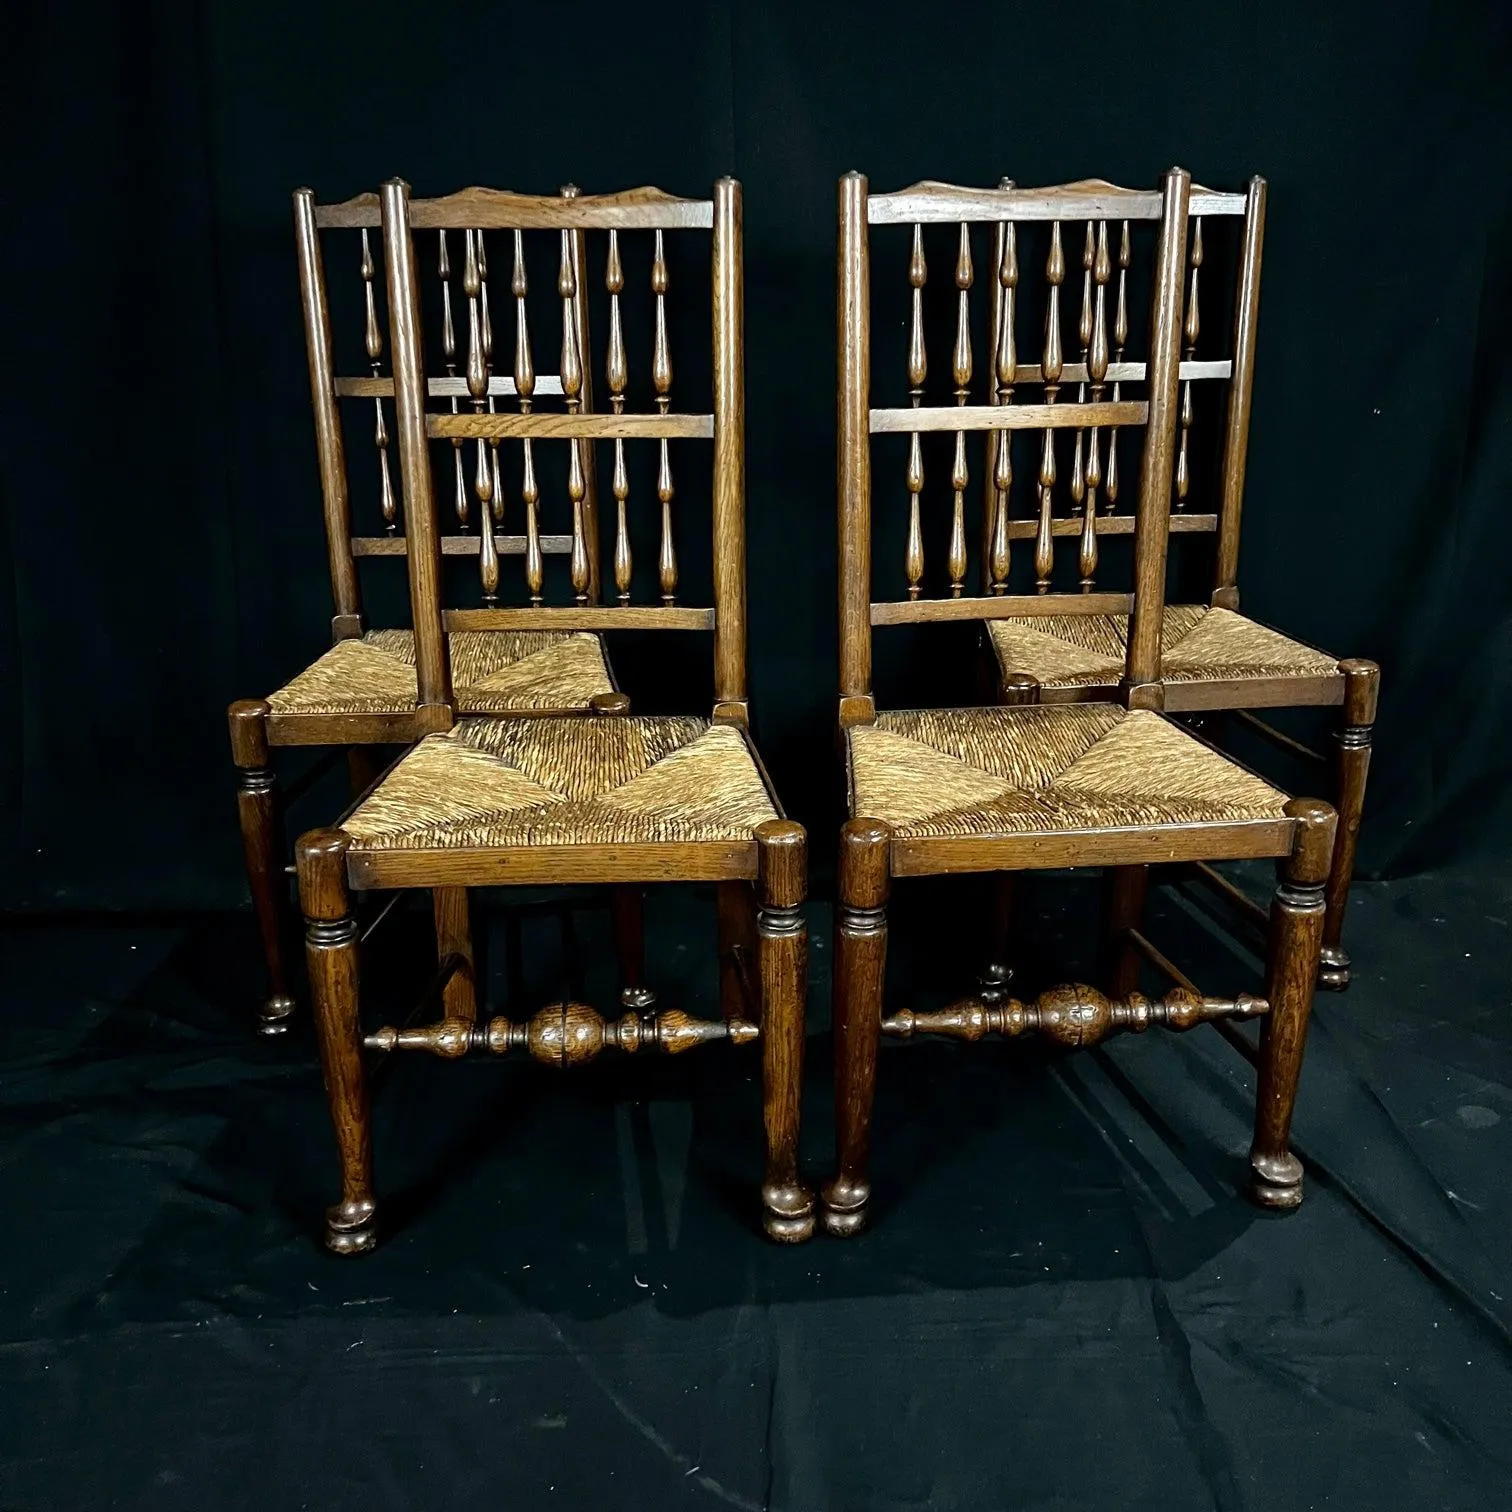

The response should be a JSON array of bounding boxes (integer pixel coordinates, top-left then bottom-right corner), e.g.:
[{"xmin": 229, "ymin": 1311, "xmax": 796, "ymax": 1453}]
[
  {"xmin": 823, "ymin": 167, "xmax": 1337, "ymax": 1238},
  {"xmin": 295, "ymin": 177, "xmax": 814, "ymax": 1255},
  {"xmin": 979, "ymin": 174, "xmax": 1378, "ymax": 989},
  {"xmin": 228, "ymin": 185, "xmax": 621, "ymax": 1036}
]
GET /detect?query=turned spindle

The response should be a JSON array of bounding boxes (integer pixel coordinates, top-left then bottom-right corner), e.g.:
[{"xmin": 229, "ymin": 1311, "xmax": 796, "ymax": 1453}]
[
  {"xmin": 906, "ymin": 223, "xmax": 926, "ymax": 598},
  {"xmin": 560, "ymin": 229, "xmax": 589, "ymax": 602},
  {"xmin": 438, "ymin": 229, "xmax": 468, "ymax": 526},
  {"xmin": 365, "ymin": 1002, "xmax": 760, "ymax": 1064},
  {"xmin": 948, "ymin": 222, "xmax": 972, "ymax": 596},
  {"xmin": 881, "ymin": 983, "xmax": 1267, "ymax": 1050},
  {"xmin": 1078, "ymin": 221, "xmax": 1110, "ymax": 589},
  {"xmin": 464, "ymin": 229, "xmax": 498, "ymax": 601},
  {"xmin": 361, "ymin": 229, "xmax": 396, "ymax": 531},
  {"xmin": 1105, "ymin": 220, "xmax": 1130, "ymax": 513},
  {"xmin": 1034, "ymin": 221, "xmax": 1064, "ymax": 590},
  {"xmin": 606, "ymin": 229, "xmax": 632, "ymax": 603},
  {"xmin": 988, "ymin": 202, "xmax": 1017, "ymax": 593},
  {"xmin": 512, "ymin": 230, "xmax": 543, "ymax": 602},
  {"xmin": 652, "ymin": 229, "xmax": 677, "ymax": 604}
]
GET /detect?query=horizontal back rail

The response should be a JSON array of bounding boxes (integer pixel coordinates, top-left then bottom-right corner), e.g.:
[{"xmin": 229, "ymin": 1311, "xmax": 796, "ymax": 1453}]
[
  {"xmin": 334, "ymin": 375, "xmax": 564, "ymax": 400},
  {"xmin": 868, "ymin": 178, "xmax": 1243, "ymax": 225},
  {"xmin": 427, "ymin": 412, "xmax": 713, "ymax": 441},
  {"xmin": 443, "ymin": 605, "xmax": 714, "ymax": 633},
  {"xmin": 871, "ymin": 400, "xmax": 1146, "ymax": 435},
  {"xmin": 316, "ymin": 187, "xmax": 712, "ymax": 231},
  {"xmin": 351, "ymin": 534, "xmax": 575, "ymax": 558},
  {"xmin": 870, "ymin": 591, "xmax": 1132, "ymax": 626}
]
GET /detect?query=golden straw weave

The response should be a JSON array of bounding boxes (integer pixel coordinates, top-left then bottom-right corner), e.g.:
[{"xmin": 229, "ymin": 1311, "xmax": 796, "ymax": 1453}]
[
  {"xmin": 988, "ymin": 607, "xmax": 1340, "ymax": 690},
  {"xmin": 345, "ymin": 715, "xmax": 779, "ymax": 852},
  {"xmin": 266, "ymin": 630, "xmax": 613, "ymax": 716},
  {"xmin": 849, "ymin": 705, "xmax": 1288, "ymax": 837}
]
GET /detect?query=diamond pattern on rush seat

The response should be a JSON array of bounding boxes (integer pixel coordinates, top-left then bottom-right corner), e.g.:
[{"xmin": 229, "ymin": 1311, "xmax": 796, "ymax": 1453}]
[
  {"xmin": 267, "ymin": 630, "xmax": 613, "ymax": 716},
  {"xmin": 987, "ymin": 606, "xmax": 1341, "ymax": 689},
  {"xmin": 344, "ymin": 715, "xmax": 780, "ymax": 852},
  {"xmin": 848, "ymin": 705, "xmax": 1288, "ymax": 838}
]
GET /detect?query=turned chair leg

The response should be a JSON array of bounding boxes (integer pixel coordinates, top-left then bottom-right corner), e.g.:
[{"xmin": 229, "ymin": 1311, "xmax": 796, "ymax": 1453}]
[
  {"xmin": 1319, "ymin": 659, "xmax": 1379, "ymax": 991},
  {"xmin": 612, "ymin": 887, "xmax": 655, "ymax": 1010},
  {"xmin": 1102, "ymin": 864, "xmax": 1150, "ymax": 999},
  {"xmin": 228, "ymin": 700, "xmax": 295, "ymax": 1036},
  {"xmin": 433, "ymin": 886, "xmax": 477, "ymax": 1023},
  {"xmin": 296, "ymin": 828, "xmax": 377, "ymax": 1255},
  {"xmin": 822, "ymin": 818, "xmax": 891, "ymax": 1238},
  {"xmin": 717, "ymin": 880, "xmax": 760, "ymax": 1022},
  {"xmin": 1249, "ymin": 798, "xmax": 1336, "ymax": 1211},
  {"xmin": 755, "ymin": 820, "xmax": 815, "ymax": 1243}
]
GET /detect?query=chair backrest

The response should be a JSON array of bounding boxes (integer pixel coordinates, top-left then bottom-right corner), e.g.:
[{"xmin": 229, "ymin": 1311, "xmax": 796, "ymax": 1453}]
[
  {"xmin": 292, "ymin": 187, "xmax": 585, "ymax": 644},
  {"xmin": 837, "ymin": 168, "xmax": 1197, "ymax": 724},
  {"xmin": 380, "ymin": 177, "xmax": 748, "ymax": 724}
]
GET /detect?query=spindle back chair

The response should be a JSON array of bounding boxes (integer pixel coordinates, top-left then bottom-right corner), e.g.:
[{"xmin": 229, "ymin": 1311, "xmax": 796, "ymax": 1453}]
[
  {"xmin": 825, "ymin": 167, "xmax": 1336, "ymax": 1239},
  {"xmin": 228, "ymin": 186, "xmax": 621, "ymax": 1034},
  {"xmin": 977, "ymin": 175, "xmax": 1379, "ymax": 987},
  {"xmin": 293, "ymin": 178, "xmax": 812, "ymax": 1257}
]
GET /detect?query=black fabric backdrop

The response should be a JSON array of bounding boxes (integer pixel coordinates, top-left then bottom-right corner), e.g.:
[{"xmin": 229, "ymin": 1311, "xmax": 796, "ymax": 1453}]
[{"xmin": 2, "ymin": 0, "xmax": 1510, "ymax": 910}]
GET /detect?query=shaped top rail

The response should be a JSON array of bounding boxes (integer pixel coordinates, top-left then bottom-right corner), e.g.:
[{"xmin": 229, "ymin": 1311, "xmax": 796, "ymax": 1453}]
[
  {"xmin": 865, "ymin": 176, "xmax": 1246, "ymax": 226},
  {"xmin": 313, "ymin": 184, "xmax": 714, "ymax": 231}
]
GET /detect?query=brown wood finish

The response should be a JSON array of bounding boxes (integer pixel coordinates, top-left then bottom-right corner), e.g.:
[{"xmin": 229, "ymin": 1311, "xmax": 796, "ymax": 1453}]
[
  {"xmin": 228, "ymin": 699, "xmax": 295, "ymax": 1035},
  {"xmin": 612, "ymin": 886, "xmax": 654, "ymax": 1010},
  {"xmin": 294, "ymin": 180, "xmax": 805, "ymax": 1252},
  {"xmin": 822, "ymin": 818, "xmax": 890, "ymax": 1238},
  {"xmin": 295, "ymin": 828, "xmax": 376, "ymax": 1255},
  {"xmin": 755, "ymin": 820, "xmax": 815, "ymax": 1242},
  {"xmin": 837, "ymin": 173, "xmax": 874, "ymax": 712},
  {"xmin": 717, "ymin": 881, "xmax": 760, "ymax": 1022},
  {"xmin": 432, "ymin": 886, "xmax": 477, "ymax": 1024},
  {"xmin": 870, "ymin": 592, "xmax": 1131, "ymax": 626},
  {"xmin": 1102, "ymin": 863, "xmax": 1150, "ymax": 999},
  {"xmin": 1319, "ymin": 659, "xmax": 1379, "ymax": 989},
  {"xmin": 1249, "ymin": 798, "xmax": 1335, "ymax": 1208},
  {"xmin": 350, "ymin": 533, "xmax": 576, "ymax": 557}
]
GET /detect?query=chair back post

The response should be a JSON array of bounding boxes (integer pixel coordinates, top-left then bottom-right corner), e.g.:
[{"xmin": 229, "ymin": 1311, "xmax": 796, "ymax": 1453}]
[
  {"xmin": 837, "ymin": 171, "xmax": 875, "ymax": 727},
  {"xmin": 293, "ymin": 188, "xmax": 363, "ymax": 640},
  {"xmin": 711, "ymin": 176, "xmax": 749, "ymax": 723},
  {"xmin": 380, "ymin": 177, "xmax": 453, "ymax": 714},
  {"xmin": 561, "ymin": 186, "xmax": 603, "ymax": 604},
  {"xmin": 1212, "ymin": 174, "xmax": 1267, "ymax": 611},
  {"xmin": 1122, "ymin": 166, "xmax": 1191, "ymax": 708}
]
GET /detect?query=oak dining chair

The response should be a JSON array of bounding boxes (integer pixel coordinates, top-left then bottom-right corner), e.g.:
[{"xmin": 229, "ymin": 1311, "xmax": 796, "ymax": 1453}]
[
  {"xmin": 825, "ymin": 166, "xmax": 1336, "ymax": 1237},
  {"xmin": 293, "ymin": 176, "xmax": 813, "ymax": 1255},
  {"xmin": 978, "ymin": 175, "xmax": 1378, "ymax": 989},
  {"xmin": 228, "ymin": 186, "xmax": 620, "ymax": 1035}
]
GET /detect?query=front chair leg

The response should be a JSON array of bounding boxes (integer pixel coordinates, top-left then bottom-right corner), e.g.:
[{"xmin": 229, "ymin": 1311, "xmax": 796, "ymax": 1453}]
[
  {"xmin": 612, "ymin": 887, "xmax": 655, "ymax": 1010},
  {"xmin": 1102, "ymin": 863, "xmax": 1150, "ymax": 999},
  {"xmin": 755, "ymin": 820, "xmax": 815, "ymax": 1243},
  {"xmin": 228, "ymin": 699, "xmax": 295, "ymax": 1036},
  {"xmin": 821, "ymin": 818, "xmax": 890, "ymax": 1238},
  {"xmin": 1249, "ymin": 798, "xmax": 1336, "ymax": 1211},
  {"xmin": 433, "ymin": 887, "xmax": 477, "ymax": 1023},
  {"xmin": 1319, "ymin": 659, "xmax": 1379, "ymax": 991},
  {"xmin": 296, "ymin": 828, "xmax": 376, "ymax": 1255}
]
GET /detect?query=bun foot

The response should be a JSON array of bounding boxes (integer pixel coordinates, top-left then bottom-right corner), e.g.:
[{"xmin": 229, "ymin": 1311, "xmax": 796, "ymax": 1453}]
[
  {"xmin": 1248, "ymin": 1150, "xmax": 1304, "ymax": 1211},
  {"xmin": 1317, "ymin": 946, "xmax": 1350, "ymax": 991},
  {"xmin": 324, "ymin": 1199, "xmax": 377, "ymax": 1255},
  {"xmin": 762, "ymin": 1182, "xmax": 815, "ymax": 1243},
  {"xmin": 820, "ymin": 1176, "xmax": 870, "ymax": 1238},
  {"xmin": 258, "ymin": 995, "xmax": 296, "ymax": 1036}
]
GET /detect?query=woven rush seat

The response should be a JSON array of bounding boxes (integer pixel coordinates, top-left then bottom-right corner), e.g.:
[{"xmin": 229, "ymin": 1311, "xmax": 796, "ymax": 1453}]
[
  {"xmin": 848, "ymin": 705, "xmax": 1287, "ymax": 839},
  {"xmin": 267, "ymin": 630, "xmax": 613, "ymax": 717},
  {"xmin": 345, "ymin": 714, "xmax": 779, "ymax": 852},
  {"xmin": 987, "ymin": 607, "xmax": 1340, "ymax": 693}
]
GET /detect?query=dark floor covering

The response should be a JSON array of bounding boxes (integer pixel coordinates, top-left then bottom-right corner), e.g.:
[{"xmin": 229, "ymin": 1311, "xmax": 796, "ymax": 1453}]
[{"xmin": 1, "ymin": 858, "xmax": 1510, "ymax": 1511}]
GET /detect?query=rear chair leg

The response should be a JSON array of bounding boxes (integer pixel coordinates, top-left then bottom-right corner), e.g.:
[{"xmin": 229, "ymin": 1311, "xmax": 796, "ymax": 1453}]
[
  {"xmin": 717, "ymin": 880, "xmax": 760, "ymax": 1021},
  {"xmin": 980, "ymin": 673, "xmax": 1040, "ymax": 995},
  {"xmin": 1249, "ymin": 798, "xmax": 1336, "ymax": 1210},
  {"xmin": 228, "ymin": 700, "xmax": 295, "ymax": 1036},
  {"xmin": 613, "ymin": 888, "xmax": 655, "ymax": 1010},
  {"xmin": 822, "ymin": 819, "xmax": 890, "ymax": 1238},
  {"xmin": 296, "ymin": 828, "xmax": 376, "ymax": 1255},
  {"xmin": 755, "ymin": 820, "xmax": 815, "ymax": 1243},
  {"xmin": 1319, "ymin": 660, "xmax": 1379, "ymax": 991},
  {"xmin": 433, "ymin": 887, "xmax": 477, "ymax": 1023},
  {"xmin": 1102, "ymin": 864, "xmax": 1150, "ymax": 999}
]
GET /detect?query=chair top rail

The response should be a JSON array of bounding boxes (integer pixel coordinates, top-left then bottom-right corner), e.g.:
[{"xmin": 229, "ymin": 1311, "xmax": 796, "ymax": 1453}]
[
  {"xmin": 866, "ymin": 177, "xmax": 1245, "ymax": 226},
  {"xmin": 313, "ymin": 185, "xmax": 713, "ymax": 231}
]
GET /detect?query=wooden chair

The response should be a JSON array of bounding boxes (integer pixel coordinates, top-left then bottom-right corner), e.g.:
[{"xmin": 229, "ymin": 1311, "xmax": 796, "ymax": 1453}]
[
  {"xmin": 824, "ymin": 167, "xmax": 1337, "ymax": 1238},
  {"xmin": 229, "ymin": 186, "xmax": 621, "ymax": 1035},
  {"xmin": 294, "ymin": 176, "xmax": 813, "ymax": 1255},
  {"xmin": 978, "ymin": 175, "xmax": 1378, "ymax": 989}
]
